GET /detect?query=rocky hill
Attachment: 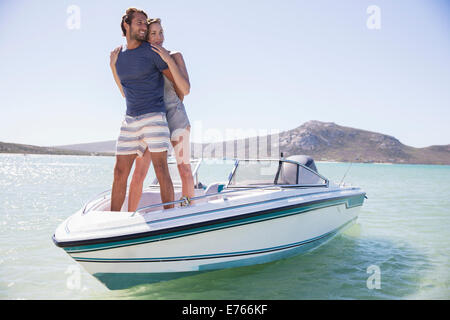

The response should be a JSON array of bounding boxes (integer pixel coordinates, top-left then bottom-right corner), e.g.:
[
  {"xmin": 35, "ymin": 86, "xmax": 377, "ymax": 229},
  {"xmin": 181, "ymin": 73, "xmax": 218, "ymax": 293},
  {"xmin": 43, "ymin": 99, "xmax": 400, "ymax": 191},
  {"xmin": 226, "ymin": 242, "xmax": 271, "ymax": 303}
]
[
  {"xmin": 191, "ymin": 121, "xmax": 450, "ymax": 165},
  {"xmin": 275, "ymin": 121, "xmax": 449, "ymax": 164},
  {"xmin": 4, "ymin": 121, "xmax": 448, "ymax": 164}
]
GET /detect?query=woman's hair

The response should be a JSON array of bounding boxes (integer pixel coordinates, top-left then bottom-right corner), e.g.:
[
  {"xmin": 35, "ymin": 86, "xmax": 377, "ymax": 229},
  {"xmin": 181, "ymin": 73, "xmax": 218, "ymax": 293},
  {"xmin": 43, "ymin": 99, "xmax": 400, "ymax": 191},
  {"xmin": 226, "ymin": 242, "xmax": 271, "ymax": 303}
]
[
  {"xmin": 121, "ymin": 7, "xmax": 148, "ymax": 36},
  {"xmin": 147, "ymin": 18, "xmax": 162, "ymax": 27}
]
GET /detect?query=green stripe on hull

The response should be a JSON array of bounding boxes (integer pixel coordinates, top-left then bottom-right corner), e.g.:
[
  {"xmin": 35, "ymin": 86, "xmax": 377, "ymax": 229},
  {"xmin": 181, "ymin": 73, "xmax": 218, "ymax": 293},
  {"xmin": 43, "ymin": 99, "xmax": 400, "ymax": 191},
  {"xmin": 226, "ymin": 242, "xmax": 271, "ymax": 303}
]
[
  {"xmin": 91, "ymin": 218, "xmax": 356, "ymax": 290},
  {"xmin": 76, "ymin": 217, "xmax": 355, "ymax": 263}
]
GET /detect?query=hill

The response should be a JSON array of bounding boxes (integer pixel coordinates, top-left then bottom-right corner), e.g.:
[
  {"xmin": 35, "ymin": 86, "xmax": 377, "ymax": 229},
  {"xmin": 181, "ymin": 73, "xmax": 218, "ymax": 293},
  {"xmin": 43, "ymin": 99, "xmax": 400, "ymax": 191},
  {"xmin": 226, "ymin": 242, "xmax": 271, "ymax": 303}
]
[
  {"xmin": 276, "ymin": 121, "xmax": 449, "ymax": 164},
  {"xmin": 10, "ymin": 121, "xmax": 447, "ymax": 164},
  {"xmin": 190, "ymin": 121, "xmax": 450, "ymax": 165},
  {"xmin": 54, "ymin": 140, "xmax": 117, "ymax": 153},
  {"xmin": 0, "ymin": 141, "xmax": 112, "ymax": 156}
]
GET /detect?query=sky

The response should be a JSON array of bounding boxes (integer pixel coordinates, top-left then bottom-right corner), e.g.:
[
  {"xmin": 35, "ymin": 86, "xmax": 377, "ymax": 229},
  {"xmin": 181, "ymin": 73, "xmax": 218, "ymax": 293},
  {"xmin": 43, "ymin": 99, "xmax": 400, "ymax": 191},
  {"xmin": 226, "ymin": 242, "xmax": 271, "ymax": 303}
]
[{"xmin": 0, "ymin": 0, "xmax": 449, "ymax": 148}]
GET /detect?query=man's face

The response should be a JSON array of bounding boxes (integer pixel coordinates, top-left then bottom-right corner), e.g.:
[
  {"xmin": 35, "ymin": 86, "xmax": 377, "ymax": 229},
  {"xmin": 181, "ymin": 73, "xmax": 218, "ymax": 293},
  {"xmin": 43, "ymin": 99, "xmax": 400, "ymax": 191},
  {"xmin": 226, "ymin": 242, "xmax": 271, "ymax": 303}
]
[{"xmin": 128, "ymin": 13, "xmax": 148, "ymax": 41}]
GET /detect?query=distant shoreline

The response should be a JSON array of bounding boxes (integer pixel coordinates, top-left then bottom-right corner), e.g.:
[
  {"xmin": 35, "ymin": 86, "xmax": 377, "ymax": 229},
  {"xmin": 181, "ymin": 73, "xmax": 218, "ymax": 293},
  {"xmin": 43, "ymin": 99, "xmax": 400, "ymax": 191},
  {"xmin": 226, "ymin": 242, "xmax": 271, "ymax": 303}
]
[
  {"xmin": 1, "ymin": 152, "xmax": 449, "ymax": 167},
  {"xmin": 0, "ymin": 151, "xmax": 114, "ymax": 157},
  {"xmin": 3, "ymin": 119, "xmax": 449, "ymax": 165},
  {"xmin": 315, "ymin": 160, "xmax": 450, "ymax": 166},
  {"xmin": 0, "ymin": 141, "xmax": 114, "ymax": 157},
  {"xmin": 0, "ymin": 152, "xmax": 114, "ymax": 157}
]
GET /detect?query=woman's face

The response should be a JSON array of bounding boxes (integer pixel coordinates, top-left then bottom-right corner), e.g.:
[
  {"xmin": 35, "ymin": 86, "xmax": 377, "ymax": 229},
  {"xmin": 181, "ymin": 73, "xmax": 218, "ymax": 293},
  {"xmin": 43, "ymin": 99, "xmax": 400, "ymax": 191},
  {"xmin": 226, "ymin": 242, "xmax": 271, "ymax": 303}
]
[{"xmin": 148, "ymin": 22, "xmax": 164, "ymax": 46}]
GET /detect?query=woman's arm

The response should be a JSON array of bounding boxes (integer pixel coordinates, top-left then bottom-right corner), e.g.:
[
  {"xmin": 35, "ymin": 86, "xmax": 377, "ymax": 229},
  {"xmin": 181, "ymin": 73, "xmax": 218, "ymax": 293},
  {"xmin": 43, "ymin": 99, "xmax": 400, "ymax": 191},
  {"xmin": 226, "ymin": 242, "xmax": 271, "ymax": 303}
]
[
  {"xmin": 162, "ymin": 69, "xmax": 185, "ymax": 101},
  {"xmin": 110, "ymin": 46, "xmax": 125, "ymax": 98},
  {"xmin": 151, "ymin": 45, "xmax": 190, "ymax": 95},
  {"xmin": 171, "ymin": 52, "xmax": 190, "ymax": 86}
]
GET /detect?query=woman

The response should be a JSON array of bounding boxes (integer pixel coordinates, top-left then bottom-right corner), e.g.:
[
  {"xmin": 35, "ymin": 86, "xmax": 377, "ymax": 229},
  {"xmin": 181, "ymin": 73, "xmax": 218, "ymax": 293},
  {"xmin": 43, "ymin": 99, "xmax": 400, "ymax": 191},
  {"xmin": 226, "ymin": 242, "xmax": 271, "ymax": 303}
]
[{"xmin": 110, "ymin": 18, "xmax": 195, "ymax": 212}]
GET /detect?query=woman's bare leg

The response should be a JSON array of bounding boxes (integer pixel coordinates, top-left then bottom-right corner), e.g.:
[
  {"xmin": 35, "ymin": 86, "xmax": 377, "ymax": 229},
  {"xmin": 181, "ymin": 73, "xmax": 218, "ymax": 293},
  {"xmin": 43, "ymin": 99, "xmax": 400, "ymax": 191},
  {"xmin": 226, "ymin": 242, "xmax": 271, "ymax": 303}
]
[{"xmin": 171, "ymin": 126, "xmax": 195, "ymax": 201}]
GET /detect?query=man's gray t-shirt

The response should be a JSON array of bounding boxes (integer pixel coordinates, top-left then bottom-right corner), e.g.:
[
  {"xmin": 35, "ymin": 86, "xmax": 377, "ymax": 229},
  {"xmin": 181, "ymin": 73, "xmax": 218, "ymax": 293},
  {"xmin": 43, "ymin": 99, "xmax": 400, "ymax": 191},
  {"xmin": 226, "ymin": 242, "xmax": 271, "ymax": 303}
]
[{"xmin": 116, "ymin": 41, "xmax": 168, "ymax": 116}]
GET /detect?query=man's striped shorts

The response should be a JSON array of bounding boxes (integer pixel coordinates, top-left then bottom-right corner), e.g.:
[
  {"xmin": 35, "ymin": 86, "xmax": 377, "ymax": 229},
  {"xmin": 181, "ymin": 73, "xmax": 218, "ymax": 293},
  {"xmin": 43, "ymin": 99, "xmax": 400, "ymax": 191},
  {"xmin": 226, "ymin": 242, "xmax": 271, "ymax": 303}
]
[{"xmin": 116, "ymin": 112, "xmax": 171, "ymax": 157}]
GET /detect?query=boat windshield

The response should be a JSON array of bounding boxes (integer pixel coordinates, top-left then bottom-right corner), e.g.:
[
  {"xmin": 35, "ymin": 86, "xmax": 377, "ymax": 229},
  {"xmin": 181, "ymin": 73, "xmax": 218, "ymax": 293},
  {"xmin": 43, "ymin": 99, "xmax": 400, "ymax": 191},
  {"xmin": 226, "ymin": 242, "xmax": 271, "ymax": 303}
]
[
  {"xmin": 228, "ymin": 159, "xmax": 327, "ymax": 187},
  {"xmin": 228, "ymin": 160, "xmax": 279, "ymax": 186},
  {"xmin": 151, "ymin": 159, "xmax": 235, "ymax": 188}
]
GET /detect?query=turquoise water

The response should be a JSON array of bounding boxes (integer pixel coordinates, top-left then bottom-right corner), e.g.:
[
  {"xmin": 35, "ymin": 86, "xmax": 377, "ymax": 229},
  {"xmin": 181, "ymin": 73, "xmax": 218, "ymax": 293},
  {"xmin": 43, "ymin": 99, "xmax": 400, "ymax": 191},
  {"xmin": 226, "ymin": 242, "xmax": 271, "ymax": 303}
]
[{"xmin": 0, "ymin": 154, "xmax": 449, "ymax": 299}]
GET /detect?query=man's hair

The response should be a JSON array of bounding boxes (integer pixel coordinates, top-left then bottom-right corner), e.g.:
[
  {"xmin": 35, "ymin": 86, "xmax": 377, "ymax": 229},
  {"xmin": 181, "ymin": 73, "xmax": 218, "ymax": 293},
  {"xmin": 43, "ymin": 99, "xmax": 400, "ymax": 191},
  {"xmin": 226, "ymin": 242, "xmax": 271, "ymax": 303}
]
[{"xmin": 121, "ymin": 7, "xmax": 148, "ymax": 36}]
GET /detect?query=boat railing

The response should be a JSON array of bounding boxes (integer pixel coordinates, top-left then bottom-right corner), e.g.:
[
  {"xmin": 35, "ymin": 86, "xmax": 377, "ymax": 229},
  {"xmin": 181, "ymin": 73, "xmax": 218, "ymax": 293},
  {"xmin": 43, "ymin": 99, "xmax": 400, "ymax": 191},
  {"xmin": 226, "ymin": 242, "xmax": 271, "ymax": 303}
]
[
  {"xmin": 131, "ymin": 182, "xmax": 328, "ymax": 216},
  {"xmin": 151, "ymin": 158, "xmax": 203, "ymax": 187},
  {"xmin": 81, "ymin": 159, "xmax": 203, "ymax": 215},
  {"xmin": 82, "ymin": 189, "xmax": 111, "ymax": 214},
  {"xmin": 81, "ymin": 158, "xmax": 329, "ymax": 216}
]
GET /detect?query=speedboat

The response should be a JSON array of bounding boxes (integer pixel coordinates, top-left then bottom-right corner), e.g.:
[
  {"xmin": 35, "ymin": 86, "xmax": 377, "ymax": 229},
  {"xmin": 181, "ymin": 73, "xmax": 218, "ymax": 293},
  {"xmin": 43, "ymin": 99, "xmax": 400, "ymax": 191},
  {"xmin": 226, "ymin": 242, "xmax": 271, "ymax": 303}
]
[{"xmin": 53, "ymin": 155, "xmax": 366, "ymax": 290}]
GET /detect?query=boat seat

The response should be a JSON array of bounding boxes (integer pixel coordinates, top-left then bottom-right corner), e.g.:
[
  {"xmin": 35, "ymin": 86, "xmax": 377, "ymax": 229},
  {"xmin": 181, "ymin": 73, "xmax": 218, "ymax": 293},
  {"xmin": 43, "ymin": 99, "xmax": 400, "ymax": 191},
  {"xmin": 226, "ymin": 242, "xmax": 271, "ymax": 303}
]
[{"xmin": 204, "ymin": 182, "xmax": 226, "ymax": 195}]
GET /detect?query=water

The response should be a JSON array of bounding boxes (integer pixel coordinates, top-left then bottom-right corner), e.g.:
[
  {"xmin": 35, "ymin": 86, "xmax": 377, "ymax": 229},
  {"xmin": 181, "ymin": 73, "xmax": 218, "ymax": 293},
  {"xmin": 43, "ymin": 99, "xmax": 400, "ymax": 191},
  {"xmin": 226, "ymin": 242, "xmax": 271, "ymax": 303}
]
[{"xmin": 0, "ymin": 154, "xmax": 449, "ymax": 300}]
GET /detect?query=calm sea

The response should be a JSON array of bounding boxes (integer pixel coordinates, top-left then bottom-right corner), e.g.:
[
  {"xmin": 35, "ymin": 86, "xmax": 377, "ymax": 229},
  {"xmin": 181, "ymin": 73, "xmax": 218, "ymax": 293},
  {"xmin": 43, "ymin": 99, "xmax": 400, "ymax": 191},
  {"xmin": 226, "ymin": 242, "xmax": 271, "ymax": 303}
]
[{"xmin": 0, "ymin": 153, "xmax": 449, "ymax": 300}]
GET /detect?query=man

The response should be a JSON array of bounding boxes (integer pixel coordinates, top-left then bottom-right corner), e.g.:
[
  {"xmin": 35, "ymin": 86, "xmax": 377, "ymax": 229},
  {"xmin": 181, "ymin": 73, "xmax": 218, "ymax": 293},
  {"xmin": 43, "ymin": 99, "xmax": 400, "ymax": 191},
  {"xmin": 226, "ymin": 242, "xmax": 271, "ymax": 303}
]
[{"xmin": 110, "ymin": 7, "xmax": 174, "ymax": 211}]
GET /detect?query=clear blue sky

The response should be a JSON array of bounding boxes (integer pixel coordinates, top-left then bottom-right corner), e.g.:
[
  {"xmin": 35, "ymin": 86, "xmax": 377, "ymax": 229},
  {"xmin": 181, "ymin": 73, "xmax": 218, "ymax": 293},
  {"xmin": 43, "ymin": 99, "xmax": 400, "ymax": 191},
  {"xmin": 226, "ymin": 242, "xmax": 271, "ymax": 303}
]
[{"xmin": 0, "ymin": 0, "xmax": 449, "ymax": 148}]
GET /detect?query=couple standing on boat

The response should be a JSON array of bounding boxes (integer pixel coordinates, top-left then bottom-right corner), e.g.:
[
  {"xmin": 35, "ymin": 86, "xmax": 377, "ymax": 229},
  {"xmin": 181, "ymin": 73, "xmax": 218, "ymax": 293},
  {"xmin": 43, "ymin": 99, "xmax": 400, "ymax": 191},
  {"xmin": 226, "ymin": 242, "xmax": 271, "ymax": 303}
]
[{"xmin": 109, "ymin": 8, "xmax": 194, "ymax": 212}]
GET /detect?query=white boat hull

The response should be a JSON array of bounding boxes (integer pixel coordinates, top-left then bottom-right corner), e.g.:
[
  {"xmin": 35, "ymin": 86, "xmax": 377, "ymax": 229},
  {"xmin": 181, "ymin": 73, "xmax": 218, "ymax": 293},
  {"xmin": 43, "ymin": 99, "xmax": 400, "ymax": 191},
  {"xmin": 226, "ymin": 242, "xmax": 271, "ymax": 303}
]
[{"xmin": 62, "ymin": 193, "xmax": 362, "ymax": 289}]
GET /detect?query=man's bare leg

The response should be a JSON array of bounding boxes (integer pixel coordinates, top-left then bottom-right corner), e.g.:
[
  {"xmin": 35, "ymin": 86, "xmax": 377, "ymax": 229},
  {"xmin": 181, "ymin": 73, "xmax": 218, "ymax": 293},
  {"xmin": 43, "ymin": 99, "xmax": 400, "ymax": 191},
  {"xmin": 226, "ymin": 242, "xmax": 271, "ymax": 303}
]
[
  {"xmin": 128, "ymin": 149, "xmax": 152, "ymax": 212},
  {"xmin": 111, "ymin": 154, "xmax": 136, "ymax": 211},
  {"xmin": 151, "ymin": 151, "xmax": 174, "ymax": 209}
]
